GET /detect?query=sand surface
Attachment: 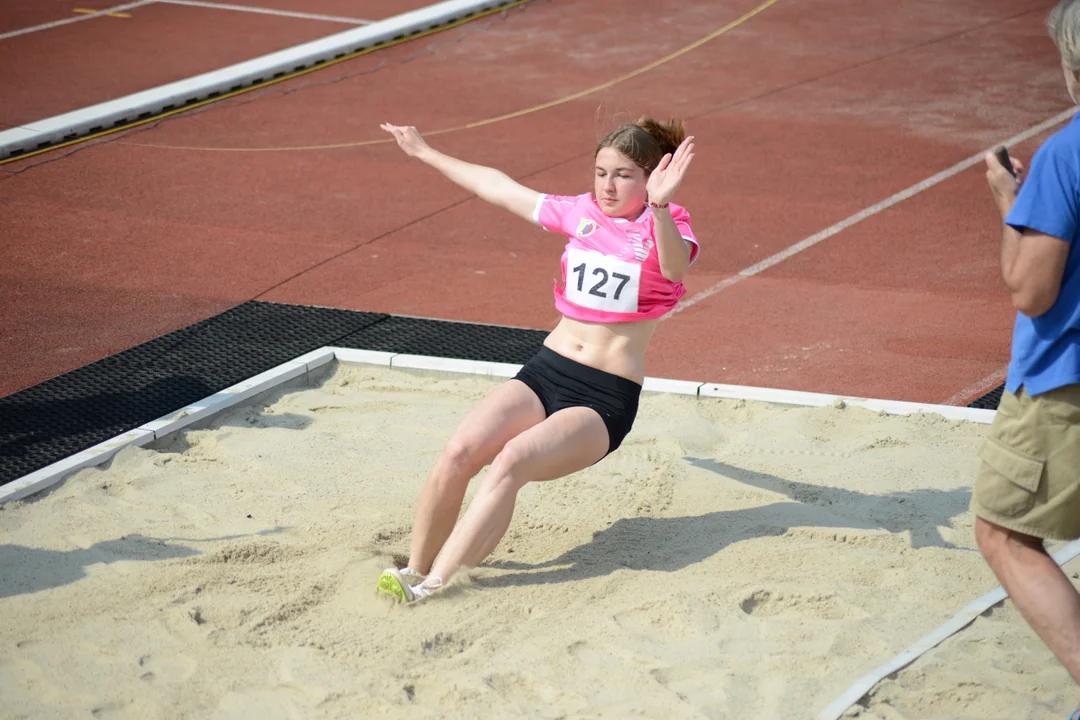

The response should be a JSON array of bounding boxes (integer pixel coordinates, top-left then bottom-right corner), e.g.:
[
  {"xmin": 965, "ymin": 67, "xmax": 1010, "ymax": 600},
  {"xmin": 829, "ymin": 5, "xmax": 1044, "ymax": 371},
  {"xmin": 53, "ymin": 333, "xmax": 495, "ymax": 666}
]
[{"xmin": 1, "ymin": 363, "xmax": 1077, "ymax": 719}]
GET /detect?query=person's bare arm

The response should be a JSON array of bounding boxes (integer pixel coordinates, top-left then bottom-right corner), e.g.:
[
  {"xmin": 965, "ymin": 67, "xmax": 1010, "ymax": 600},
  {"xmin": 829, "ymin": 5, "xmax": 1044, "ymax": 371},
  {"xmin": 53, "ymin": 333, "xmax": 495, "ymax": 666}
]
[
  {"xmin": 381, "ymin": 124, "xmax": 542, "ymax": 224},
  {"xmin": 998, "ymin": 227, "xmax": 1071, "ymax": 317},
  {"xmin": 647, "ymin": 136, "xmax": 696, "ymax": 282}
]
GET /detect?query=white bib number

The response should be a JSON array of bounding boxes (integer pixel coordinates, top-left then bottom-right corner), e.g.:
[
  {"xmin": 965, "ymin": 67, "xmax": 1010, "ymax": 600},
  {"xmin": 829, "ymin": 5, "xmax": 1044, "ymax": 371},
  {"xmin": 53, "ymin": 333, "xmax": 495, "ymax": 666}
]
[{"xmin": 565, "ymin": 248, "xmax": 640, "ymax": 314}]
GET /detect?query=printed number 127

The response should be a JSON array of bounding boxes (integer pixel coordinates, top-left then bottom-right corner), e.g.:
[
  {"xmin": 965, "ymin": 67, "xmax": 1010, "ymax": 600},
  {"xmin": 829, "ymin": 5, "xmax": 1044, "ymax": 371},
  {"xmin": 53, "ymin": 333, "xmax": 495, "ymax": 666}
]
[{"xmin": 572, "ymin": 263, "xmax": 631, "ymax": 300}]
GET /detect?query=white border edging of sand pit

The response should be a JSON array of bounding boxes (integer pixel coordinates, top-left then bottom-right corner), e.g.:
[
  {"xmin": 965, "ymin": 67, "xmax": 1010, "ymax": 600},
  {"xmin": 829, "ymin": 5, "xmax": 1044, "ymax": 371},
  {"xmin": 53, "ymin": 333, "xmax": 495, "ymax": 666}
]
[
  {"xmin": 816, "ymin": 537, "xmax": 1080, "ymax": 720},
  {"xmin": 330, "ymin": 348, "xmax": 397, "ymax": 366},
  {"xmin": 642, "ymin": 377, "xmax": 704, "ymax": 395},
  {"xmin": 390, "ymin": 354, "xmax": 523, "ymax": 378},
  {"xmin": 698, "ymin": 382, "xmax": 997, "ymax": 424},
  {"xmin": 0, "ymin": 0, "xmax": 522, "ymax": 159},
  {"xmin": 136, "ymin": 359, "xmax": 310, "ymax": 437},
  {"xmin": 290, "ymin": 347, "xmax": 337, "ymax": 371}
]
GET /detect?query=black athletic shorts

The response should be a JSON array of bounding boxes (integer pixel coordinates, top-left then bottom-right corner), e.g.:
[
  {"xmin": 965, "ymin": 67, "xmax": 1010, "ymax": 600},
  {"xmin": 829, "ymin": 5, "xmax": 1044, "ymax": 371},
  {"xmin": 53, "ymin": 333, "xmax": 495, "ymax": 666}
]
[{"xmin": 513, "ymin": 346, "xmax": 642, "ymax": 456}]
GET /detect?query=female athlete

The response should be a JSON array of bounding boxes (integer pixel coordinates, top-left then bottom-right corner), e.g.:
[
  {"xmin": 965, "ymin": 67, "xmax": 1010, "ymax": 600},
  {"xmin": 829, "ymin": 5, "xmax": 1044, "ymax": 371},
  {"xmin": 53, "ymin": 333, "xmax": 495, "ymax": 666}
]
[{"xmin": 376, "ymin": 116, "xmax": 698, "ymax": 602}]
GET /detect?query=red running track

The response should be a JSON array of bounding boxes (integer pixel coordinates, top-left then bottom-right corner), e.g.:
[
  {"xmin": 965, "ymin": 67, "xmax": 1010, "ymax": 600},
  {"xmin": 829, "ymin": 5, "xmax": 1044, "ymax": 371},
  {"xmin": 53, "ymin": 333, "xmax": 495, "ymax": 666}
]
[
  {"xmin": 0, "ymin": 0, "xmax": 1070, "ymax": 404},
  {"xmin": 0, "ymin": 0, "xmax": 433, "ymax": 125}
]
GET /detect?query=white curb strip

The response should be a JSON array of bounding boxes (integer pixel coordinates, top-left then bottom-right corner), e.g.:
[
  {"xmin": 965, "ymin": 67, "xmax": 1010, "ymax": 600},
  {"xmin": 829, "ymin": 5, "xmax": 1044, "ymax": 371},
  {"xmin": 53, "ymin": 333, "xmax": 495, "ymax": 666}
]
[
  {"xmin": 698, "ymin": 382, "xmax": 996, "ymax": 423},
  {"xmin": 0, "ymin": 0, "xmax": 520, "ymax": 159},
  {"xmin": 390, "ymin": 354, "xmax": 522, "ymax": 378}
]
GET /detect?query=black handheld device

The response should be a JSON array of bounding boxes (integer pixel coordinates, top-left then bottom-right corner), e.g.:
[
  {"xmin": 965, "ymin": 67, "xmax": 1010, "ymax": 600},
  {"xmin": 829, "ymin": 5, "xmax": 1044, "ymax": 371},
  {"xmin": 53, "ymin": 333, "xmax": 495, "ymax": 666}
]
[{"xmin": 994, "ymin": 145, "xmax": 1016, "ymax": 178}]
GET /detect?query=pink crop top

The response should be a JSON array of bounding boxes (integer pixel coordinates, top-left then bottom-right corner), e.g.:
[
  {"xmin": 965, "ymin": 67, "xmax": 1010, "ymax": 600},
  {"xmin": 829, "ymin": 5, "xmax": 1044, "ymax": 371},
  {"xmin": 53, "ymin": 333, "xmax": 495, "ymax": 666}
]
[{"xmin": 532, "ymin": 193, "xmax": 700, "ymax": 323}]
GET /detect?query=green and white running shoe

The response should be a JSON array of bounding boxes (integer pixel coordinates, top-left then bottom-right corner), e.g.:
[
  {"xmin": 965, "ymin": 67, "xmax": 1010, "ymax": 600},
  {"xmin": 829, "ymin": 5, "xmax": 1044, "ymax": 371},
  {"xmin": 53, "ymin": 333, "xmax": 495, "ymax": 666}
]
[
  {"xmin": 376, "ymin": 568, "xmax": 417, "ymax": 602},
  {"xmin": 376, "ymin": 568, "xmax": 441, "ymax": 604}
]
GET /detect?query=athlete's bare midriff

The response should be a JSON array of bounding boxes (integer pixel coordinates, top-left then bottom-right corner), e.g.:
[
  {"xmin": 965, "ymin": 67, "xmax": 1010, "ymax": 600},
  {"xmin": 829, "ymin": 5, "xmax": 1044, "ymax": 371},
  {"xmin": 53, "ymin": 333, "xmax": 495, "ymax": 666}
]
[{"xmin": 543, "ymin": 315, "xmax": 659, "ymax": 385}]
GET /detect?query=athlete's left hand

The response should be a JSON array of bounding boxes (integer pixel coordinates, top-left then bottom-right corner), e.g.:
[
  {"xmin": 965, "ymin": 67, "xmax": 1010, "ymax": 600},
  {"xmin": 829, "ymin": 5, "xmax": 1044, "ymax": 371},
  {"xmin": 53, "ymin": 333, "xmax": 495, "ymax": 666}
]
[{"xmin": 647, "ymin": 136, "xmax": 695, "ymax": 206}]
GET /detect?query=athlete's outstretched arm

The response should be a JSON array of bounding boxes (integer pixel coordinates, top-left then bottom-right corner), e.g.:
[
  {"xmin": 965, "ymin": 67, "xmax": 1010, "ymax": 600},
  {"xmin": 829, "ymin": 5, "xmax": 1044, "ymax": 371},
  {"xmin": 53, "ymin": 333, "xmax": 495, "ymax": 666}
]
[
  {"xmin": 646, "ymin": 136, "xmax": 696, "ymax": 282},
  {"xmin": 381, "ymin": 124, "xmax": 542, "ymax": 225}
]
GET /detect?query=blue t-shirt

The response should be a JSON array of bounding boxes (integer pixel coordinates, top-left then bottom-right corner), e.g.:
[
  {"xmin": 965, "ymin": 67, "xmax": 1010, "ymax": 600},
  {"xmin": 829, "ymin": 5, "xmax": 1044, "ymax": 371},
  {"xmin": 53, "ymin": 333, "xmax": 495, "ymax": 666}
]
[{"xmin": 1004, "ymin": 113, "xmax": 1080, "ymax": 397}]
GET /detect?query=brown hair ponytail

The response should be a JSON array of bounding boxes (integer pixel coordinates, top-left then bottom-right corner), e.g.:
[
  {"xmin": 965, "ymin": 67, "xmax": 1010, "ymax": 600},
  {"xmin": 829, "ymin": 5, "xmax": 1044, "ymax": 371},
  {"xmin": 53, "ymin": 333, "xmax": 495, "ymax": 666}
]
[{"xmin": 595, "ymin": 115, "xmax": 686, "ymax": 174}]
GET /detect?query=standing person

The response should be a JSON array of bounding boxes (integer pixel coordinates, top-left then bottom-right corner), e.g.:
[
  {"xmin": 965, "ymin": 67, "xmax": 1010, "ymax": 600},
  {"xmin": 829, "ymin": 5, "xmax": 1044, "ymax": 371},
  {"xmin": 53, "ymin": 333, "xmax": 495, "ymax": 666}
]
[
  {"xmin": 973, "ymin": 0, "xmax": 1080, "ymax": 704},
  {"xmin": 374, "ymin": 116, "xmax": 699, "ymax": 603}
]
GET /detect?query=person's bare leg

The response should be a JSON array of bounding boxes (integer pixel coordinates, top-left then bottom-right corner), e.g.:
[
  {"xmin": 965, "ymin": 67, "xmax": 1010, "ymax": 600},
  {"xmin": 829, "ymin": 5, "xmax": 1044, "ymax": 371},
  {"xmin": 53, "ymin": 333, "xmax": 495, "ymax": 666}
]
[
  {"xmin": 406, "ymin": 380, "xmax": 545, "ymax": 574},
  {"xmin": 975, "ymin": 517, "xmax": 1080, "ymax": 683},
  {"xmin": 426, "ymin": 407, "xmax": 609, "ymax": 586}
]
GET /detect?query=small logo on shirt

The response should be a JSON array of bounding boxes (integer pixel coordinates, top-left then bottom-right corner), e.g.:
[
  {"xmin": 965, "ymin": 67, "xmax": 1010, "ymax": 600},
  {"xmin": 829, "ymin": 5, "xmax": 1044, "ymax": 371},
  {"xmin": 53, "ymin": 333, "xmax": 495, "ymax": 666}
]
[{"xmin": 576, "ymin": 218, "xmax": 597, "ymax": 238}]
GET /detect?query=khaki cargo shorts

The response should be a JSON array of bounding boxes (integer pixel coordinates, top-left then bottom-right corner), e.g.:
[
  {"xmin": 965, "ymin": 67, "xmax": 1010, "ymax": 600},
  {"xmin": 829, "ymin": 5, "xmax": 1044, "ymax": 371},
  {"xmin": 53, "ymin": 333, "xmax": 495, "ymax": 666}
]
[{"xmin": 971, "ymin": 383, "xmax": 1080, "ymax": 541}]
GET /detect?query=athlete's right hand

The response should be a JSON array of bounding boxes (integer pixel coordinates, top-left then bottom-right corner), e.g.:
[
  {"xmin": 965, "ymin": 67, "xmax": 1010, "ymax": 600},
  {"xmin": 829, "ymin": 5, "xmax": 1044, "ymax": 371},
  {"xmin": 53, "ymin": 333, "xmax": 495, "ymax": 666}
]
[{"xmin": 380, "ymin": 123, "xmax": 431, "ymax": 158}]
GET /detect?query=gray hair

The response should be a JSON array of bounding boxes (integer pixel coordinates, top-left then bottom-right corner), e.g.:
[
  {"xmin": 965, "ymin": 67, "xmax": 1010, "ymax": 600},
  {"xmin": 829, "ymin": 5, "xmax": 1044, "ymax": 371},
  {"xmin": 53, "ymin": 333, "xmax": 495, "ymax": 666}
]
[{"xmin": 1050, "ymin": 0, "xmax": 1080, "ymax": 70}]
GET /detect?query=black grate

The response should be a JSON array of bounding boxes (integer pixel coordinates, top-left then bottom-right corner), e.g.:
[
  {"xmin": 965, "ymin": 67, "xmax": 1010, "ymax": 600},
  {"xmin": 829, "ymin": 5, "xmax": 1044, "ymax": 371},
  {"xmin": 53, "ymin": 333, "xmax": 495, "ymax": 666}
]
[
  {"xmin": 335, "ymin": 315, "xmax": 548, "ymax": 364},
  {"xmin": 967, "ymin": 384, "xmax": 1004, "ymax": 410},
  {"xmin": 0, "ymin": 302, "xmax": 386, "ymax": 486}
]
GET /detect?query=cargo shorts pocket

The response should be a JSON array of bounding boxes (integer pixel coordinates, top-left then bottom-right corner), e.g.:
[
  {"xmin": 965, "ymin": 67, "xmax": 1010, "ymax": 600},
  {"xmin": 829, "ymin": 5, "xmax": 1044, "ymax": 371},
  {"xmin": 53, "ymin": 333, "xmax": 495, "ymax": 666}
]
[{"xmin": 975, "ymin": 437, "xmax": 1045, "ymax": 518}]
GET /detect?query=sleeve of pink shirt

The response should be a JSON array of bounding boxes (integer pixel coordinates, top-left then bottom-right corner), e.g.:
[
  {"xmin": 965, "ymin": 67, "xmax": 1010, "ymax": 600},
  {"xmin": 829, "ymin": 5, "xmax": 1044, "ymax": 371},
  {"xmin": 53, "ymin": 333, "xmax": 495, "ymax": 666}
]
[
  {"xmin": 531, "ymin": 194, "xmax": 586, "ymax": 235},
  {"xmin": 671, "ymin": 204, "xmax": 700, "ymax": 265}
]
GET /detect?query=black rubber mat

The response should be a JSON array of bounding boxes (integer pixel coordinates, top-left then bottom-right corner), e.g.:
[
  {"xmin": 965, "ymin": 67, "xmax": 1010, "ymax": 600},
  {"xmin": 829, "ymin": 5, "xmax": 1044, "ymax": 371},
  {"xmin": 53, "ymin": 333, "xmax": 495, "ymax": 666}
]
[
  {"xmin": 968, "ymin": 384, "xmax": 1004, "ymax": 410},
  {"xmin": 0, "ymin": 302, "xmax": 386, "ymax": 487},
  {"xmin": 336, "ymin": 315, "xmax": 547, "ymax": 364}
]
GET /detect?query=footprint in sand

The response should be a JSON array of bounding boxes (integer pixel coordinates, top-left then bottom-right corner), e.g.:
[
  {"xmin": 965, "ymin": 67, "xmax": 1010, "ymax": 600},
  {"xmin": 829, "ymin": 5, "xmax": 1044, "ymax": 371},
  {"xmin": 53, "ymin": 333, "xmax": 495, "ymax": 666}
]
[
  {"xmin": 421, "ymin": 632, "xmax": 469, "ymax": 659},
  {"xmin": 90, "ymin": 703, "xmax": 133, "ymax": 719},
  {"xmin": 156, "ymin": 602, "xmax": 218, "ymax": 642},
  {"xmin": 738, "ymin": 589, "xmax": 860, "ymax": 620},
  {"xmin": 372, "ymin": 526, "xmax": 411, "ymax": 547},
  {"xmin": 306, "ymin": 404, "xmax": 348, "ymax": 414}
]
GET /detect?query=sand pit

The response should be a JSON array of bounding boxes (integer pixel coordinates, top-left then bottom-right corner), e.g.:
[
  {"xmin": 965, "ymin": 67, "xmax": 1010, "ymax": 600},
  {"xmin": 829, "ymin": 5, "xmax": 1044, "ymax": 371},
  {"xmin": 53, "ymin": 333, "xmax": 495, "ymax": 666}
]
[{"xmin": 1, "ymin": 362, "xmax": 1077, "ymax": 719}]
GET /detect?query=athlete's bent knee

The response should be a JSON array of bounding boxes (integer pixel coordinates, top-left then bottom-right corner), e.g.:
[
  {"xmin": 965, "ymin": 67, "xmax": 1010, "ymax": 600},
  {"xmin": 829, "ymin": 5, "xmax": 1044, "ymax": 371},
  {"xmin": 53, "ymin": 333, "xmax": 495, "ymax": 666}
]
[
  {"xmin": 485, "ymin": 442, "xmax": 530, "ymax": 494},
  {"xmin": 437, "ymin": 435, "xmax": 487, "ymax": 478}
]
